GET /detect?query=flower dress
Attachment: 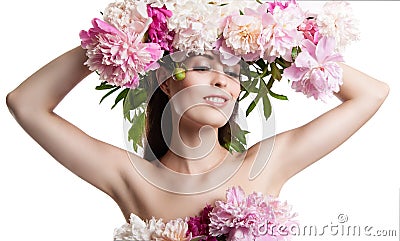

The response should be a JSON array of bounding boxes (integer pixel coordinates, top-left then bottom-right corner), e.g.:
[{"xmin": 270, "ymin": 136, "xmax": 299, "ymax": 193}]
[{"xmin": 113, "ymin": 186, "xmax": 297, "ymax": 241}]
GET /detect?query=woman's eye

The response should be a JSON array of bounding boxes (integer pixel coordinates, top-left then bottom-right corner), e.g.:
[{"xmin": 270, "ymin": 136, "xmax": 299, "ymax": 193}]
[{"xmin": 192, "ymin": 66, "xmax": 211, "ymax": 71}]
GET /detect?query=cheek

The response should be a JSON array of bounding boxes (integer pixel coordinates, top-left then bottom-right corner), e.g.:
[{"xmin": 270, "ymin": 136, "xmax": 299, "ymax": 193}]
[{"xmin": 230, "ymin": 81, "xmax": 241, "ymax": 99}]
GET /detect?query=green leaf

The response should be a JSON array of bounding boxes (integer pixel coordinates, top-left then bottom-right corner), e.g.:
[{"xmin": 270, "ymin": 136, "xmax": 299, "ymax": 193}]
[
  {"xmin": 255, "ymin": 58, "xmax": 267, "ymax": 69},
  {"xmin": 275, "ymin": 57, "xmax": 292, "ymax": 69},
  {"xmin": 239, "ymin": 89, "xmax": 250, "ymax": 101},
  {"xmin": 126, "ymin": 88, "xmax": 148, "ymax": 110},
  {"xmin": 245, "ymin": 100, "xmax": 257, "ymax": 117},
  {"xmin": 111, "ymin": 88, "xmax": 129, "ymax": 109},
  {"xmin": 249, "ymin": 71, "xmax": 259, "ymax": 78},
  {"xmin": 270, "ymin": 62, "xmax": 282, "ymax": 80},
  {"xmin": 190, "ymin": 236, "xmax": 207, "ymax": 241},
  {"xmin": 246, "ymin": 77, "xmax": 269, "ymax": 117},
  {"xmin": 262, "ymin": 95, "xmax": 272, "ymax": 120},
  {"xmin": 95, "ymin": 82, "xmax": 115, "ymax": 90},
  {"xmin": 269, "ymin": 89, "xmax": 288, "ymax": 100},
  {"xmin": 236, "ymin": 128, "xmax": 249, "ymax": 145},
  {"xmin": 291, "ymin": 46, "xmax": 301, "ymax": 60},
  {"xmin": 99, "ymin": 86, "xmax": 120, "ymax": 104},
  {"xmin": 128, "ymin": 110, "xmax": 146, "ymax": 152}
]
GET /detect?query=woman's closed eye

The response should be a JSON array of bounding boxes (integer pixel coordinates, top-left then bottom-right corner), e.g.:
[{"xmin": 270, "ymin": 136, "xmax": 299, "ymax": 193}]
[{"xmin": 192, "ymin": 66, "xmax": 211, "ymax": 71}]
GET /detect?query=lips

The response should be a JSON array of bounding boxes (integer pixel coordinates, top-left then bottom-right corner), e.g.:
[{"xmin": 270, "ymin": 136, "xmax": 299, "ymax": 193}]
[{"xmin": 203, "ymin": 95, "xmax": 230, "ymax": 107}]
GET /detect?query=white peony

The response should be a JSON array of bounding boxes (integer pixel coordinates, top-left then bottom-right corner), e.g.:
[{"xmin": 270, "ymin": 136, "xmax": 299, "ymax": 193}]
[
  {"xmin": 223, "ymin": 14, "xmax": 263, "ymax": 56},
  {"xmin": 168, "ymin": 0, "xmax": 220, "ymax": 54},
  {"xmin": 162, "ymin": 218, "xmax": 191, "ymax": 241},
  {"xmin": 103, "ymin": 0, "xmax": 149, "ymax": 33},
  {"xmin": 316, "ymin": 1, "xmax": 360, "ymax": 52},
  {"xmin": 130, "ymin": 214, "xmax": 154, "ymax": 240},
  {"xmin": 219, "ymin": 0, "xmax": 259, "ymax": 18},
  {"xmin": 273, "ymin": 3, "xmax": 305, "ymax": 31},
  {"xmin": 147, "ymin": 217, "xmax": 166, "ymax": 240},
  {"xmin": 113, "ymin": 222, "xmax": 134, "ymax": 240}
]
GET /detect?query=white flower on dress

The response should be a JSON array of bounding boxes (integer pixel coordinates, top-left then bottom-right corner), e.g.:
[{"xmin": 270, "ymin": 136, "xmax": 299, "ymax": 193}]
[
  {"xmin": 147, "ymin": 217, "xmax": 166, "ymax": 240},
  {"xmin": 316, "ymin": 1, "xmax": 360, "ymax": 52},
  {"xmin": 161, "ymin": 218, "xmax": 191, "ymax": 241},
  {"xmin": 113, "ymin": 214, "xmax": 191, "ymax": 241}
]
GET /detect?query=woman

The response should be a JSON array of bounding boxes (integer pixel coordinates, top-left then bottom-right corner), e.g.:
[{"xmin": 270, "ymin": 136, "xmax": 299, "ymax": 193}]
[{"xmin": 5, "ymin": 0, "xmax": 389, "ymax": 240}]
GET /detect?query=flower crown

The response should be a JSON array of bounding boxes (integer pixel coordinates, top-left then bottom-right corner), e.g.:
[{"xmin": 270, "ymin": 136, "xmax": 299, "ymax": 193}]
[{"xmin": 79, "ymin": 0, "xmax": 359, "ymax": 153}]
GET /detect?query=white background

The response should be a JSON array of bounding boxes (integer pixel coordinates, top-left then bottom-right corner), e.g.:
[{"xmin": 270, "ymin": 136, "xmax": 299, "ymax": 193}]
[{"xmin": 0, "ymin": 1, "xmax": 399, "ymax": 240}]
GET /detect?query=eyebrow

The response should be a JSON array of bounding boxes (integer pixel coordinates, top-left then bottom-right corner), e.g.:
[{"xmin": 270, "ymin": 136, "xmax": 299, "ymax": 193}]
[
  {"xmin": 187, "ymin": 54, "xmax": 214, "ymax": 60},
  {"xmin": 200, "ymin": 54, "xmax": 214, "ymax": 60}
]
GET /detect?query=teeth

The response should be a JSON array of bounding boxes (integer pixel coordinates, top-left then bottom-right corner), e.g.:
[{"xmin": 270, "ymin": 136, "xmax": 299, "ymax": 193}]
[{"xmin": 205, "ymin": 97, "xmax": 226, "ymax": 103}]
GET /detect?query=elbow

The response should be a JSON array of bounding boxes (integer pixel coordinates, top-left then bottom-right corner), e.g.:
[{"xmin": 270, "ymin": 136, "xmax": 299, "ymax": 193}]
[
  {"xmin": 6, "ymin": 90, "xmax": 18, "ymax": 118},
  {"xmin": 6, "ymin": 89, "xmax": 36, "ymax": 121},
  {"xmin": 375, "ymin": 81, "xmax": 390, "ymax": 104}
]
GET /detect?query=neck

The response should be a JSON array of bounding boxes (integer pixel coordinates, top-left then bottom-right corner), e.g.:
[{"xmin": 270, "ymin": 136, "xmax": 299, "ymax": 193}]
[{"xmin": 161, "ymin": 114, "xmax": 229, "ymax": 174}]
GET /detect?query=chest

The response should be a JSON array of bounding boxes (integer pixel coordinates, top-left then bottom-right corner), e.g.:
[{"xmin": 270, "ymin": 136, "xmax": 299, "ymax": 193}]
[{"xmin": 117, "ymin": 154, "xmax": 274, "ymax": 223}]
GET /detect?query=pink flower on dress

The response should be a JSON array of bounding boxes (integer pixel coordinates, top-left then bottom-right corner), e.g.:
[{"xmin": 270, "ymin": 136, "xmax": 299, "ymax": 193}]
[
  {"xmin": 147, "ymin": 5, "xmax": 175, "ymax": 52},
  {"xmin": 227, "ymin": 227, "xmax": 254, "ymax": 241},
  {"xmin": 283, "ymin": 36, "xmax": 344, "ymax": 101},
  {"xmin": 186, "ymin": 205, "xmax": 217, "ymax": 241},
  {"xmin": 209, "ymin": 187, "xmax": 276, "ymax": 240},
  {"xmin": 79, "ymin": 18, "xmax": 163, "ymax": 88}
]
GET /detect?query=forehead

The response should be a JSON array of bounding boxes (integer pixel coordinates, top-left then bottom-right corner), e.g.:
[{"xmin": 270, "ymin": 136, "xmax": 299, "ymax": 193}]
[{"xmin": 179, "ymin": 51, "xmax": 241, "ymax": 69}]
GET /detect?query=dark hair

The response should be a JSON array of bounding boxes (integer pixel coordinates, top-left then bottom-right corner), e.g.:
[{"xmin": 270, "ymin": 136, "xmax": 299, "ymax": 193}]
[{"xmin": 143, "ymin": 73, "xmax": 239, "ymax": 161}]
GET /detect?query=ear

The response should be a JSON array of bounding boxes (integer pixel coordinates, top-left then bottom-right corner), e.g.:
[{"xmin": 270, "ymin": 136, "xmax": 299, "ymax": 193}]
[{"xmin": 156, "ymin": 66, "xmax": 172, "ymax": 96}]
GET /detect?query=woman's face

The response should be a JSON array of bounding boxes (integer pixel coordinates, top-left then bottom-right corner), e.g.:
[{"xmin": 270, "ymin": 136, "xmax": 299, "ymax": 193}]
[{"xmin": 161, "ymin": 52, "xmax": 241, "ymax": 128}]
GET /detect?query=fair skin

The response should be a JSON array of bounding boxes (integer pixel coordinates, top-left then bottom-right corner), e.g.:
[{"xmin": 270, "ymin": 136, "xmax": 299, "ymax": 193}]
[{"xmin": 6, "ymin": 46, "xmax": 389, "ymax": 223}]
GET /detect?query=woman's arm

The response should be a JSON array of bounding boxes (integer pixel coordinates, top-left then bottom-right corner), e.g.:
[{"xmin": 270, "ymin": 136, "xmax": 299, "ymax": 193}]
[
  {"xmin": 255, "ymin": 63, "xmax": 389, "ymax": 194},
  {"xmin": 6, "ymin": 46, "xmax": 131, "ymax": 199}
]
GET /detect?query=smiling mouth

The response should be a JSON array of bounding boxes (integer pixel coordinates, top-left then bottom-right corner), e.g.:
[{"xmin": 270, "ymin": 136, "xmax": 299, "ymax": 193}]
[
  {"xmin": 204, "ymin": 96, "xmax": 226, "ymax": 103},
  {"xmin": 203, "ymin": 96, "xmax": 229, "ymax": 106}
]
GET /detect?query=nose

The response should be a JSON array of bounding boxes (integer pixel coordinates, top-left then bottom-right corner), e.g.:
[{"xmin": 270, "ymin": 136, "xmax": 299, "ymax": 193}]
[{"xmin": 211, "ymin": 71, "xmax": 228, "ymax": 88}]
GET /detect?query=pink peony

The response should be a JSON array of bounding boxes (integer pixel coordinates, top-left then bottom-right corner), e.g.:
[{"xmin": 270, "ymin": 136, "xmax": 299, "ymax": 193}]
[
  {"xmin": 79, "ymin": 18, "xmax": 163, "ymax": 88},
  {"xmin": 298, "ymin": 18, "xmax": 320, "ymax": 45},
  {"xmin": 227, "ymin": 227, "xmax": 254, "ymax": 241},
  {"xmin": 283, "ymin": 36, "xmax": 344, "ymax": 101},
  {"xmin": 147, "ymin": 5, "xmax": 175, "ymax": 52},
  {"xmin": 257, "ymin": 3, "xmax": 304, "ymax": 62},
  {"xmin": 266, "ymin": 0, "xmax": 297, "ymax": 13},
  {"xmin": 186, "ymin": 205, "xmax": 217, "ymax": 241},
  {"xmin": 209, "ymin": 187, "xmax": 275, "ymax": 239},
  {"xmin": 208, "ymin": 186, "xmax": 297, "ymax": 240}
]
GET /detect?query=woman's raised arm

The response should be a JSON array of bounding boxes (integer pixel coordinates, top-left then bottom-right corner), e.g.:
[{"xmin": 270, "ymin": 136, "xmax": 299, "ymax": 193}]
[
  {"xmin": 256, "ymin": 63, "xmax": 389, "ymax": 194},
  {"xmin": 6, "ymin": 46, "xmax": 131, "ymax": 199}
]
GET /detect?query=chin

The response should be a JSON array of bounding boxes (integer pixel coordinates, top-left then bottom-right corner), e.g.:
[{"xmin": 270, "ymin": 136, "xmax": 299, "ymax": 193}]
[{"xmin": 184, "ymin": 106, "xmax": 231, "ymax": 128}]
